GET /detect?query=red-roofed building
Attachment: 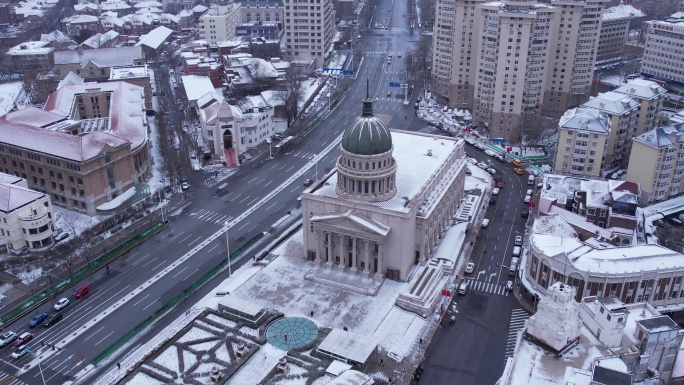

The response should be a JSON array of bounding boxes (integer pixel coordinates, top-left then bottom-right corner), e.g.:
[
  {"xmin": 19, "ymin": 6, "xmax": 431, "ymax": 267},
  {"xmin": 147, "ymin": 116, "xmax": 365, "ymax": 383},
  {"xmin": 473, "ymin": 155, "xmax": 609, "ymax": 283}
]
[{"xmin": 0, "ymin": 81, "xmax": 150, "ymax": 215}]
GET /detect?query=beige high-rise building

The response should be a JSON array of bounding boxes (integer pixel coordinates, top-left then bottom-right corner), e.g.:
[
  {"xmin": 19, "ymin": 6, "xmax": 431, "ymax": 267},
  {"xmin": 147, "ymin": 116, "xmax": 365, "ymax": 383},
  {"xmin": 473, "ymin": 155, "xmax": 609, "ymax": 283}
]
[
  {"xmin": 431, "ymin": 0, "xmax": 607, "ymax": 142},
  {"xmin": 553, "ymin": 107, "xmax": 610, "ymax": 178},
  {"xmin": 580, "ymin": 91, "xmax": 639, "ymax": 169},
  {"xmin": 282, "ymin": 0, "xmax": 334, "ymax": 68},
  {"xmin": 627, "ymin": 124, "xmax": 684, "ymax": 205},
  {"xmin": 198, "ymin": 4, "xmax": 242, "ymax": 45}
]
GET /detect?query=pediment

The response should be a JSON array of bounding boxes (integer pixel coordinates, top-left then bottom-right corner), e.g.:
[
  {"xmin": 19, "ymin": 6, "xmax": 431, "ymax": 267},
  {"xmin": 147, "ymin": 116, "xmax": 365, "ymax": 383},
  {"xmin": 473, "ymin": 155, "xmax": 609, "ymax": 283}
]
[{"xmin": 310, "ymin": 210, "xmax": 390, "ymax": 237}]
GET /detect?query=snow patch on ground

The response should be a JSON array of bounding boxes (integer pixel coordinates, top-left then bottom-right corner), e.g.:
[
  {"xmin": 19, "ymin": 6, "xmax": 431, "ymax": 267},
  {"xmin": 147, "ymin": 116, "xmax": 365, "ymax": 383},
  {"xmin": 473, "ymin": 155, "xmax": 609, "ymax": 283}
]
[
  {"xmin": 53, "ymin": 207, "xmax": 104, "ymax": 238},
  {"xmin": 126, "ymin": 371, "xmax": 164, "ymax": 385},
  {"xmin": 17, "ymin": 267, "xmax": 42, "ymax": 285},
  {"xmin": 152, "ymin": 347, "xmax": 180, "ymax": 373},
  {"xmin": 177, "ymin": 326, "xmax": 215, "ymax": 343},
  {"xmin": 227, "ymin": 343, "xmax": 286, "ymax": 385}
]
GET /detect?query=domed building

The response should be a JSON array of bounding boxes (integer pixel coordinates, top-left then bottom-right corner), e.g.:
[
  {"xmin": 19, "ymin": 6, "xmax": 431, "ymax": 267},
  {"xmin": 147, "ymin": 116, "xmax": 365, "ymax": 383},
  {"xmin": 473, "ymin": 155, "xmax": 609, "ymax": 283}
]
[{"xmin": 301, "ymin": 85, "xmax": 468, "ymax": 293}]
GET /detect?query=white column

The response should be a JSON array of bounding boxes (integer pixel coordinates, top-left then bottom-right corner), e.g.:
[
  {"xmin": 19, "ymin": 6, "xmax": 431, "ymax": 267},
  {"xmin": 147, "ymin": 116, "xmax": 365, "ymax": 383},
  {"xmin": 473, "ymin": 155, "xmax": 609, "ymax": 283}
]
[
  {"xmin": 363, "ymin": 240, "xmax": 370, "ymax": 278},
  {"xmin": 326, "ymin": 232, "xmax": 334, "ymax": 269},
  {"xmin": 375, "ymin": 243, "xmax": 384, "ymax": 281},
  {"xmin": 315, "ymin": 229, "xmax": 322, "ymax": 268},
  {"xmin": 351, "ymin": 237, "xmax": 358, "ymax": 273},
  {"xmin": 337, "ymin": 234, "xmax": 345, "ymax": 271}
]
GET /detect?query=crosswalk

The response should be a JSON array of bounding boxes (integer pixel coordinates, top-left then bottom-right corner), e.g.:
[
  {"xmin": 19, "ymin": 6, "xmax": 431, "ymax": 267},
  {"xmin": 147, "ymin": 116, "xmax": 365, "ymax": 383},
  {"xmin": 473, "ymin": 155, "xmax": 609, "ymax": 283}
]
[
  {"xmin": 0, "ymin": 372, "xmax": 27, "ymax": 385},
  {"xmin": 287, "ymin": 150, "xmax": 317, "ymax": 160},
  {"xmin": 188, "ymin": 209, "xmax": 234, "ymax": 225},
  {"xmin": 365, "ymin": 51, "xmax": 408, "ymax": 57},
  {"xmin": 417, "ymin": 126, "xmax": 441, "ymax": 134},
  {"xmin": 506, "ymin": 309, "xmax": 529, "ymax": 360},
  {"xmin": 468, "ymin": 280, "xmax": 510, "ymax": 296},
  {"xmin": 373, "ymin": 97, "xmax": 404, "ymax": 103}
]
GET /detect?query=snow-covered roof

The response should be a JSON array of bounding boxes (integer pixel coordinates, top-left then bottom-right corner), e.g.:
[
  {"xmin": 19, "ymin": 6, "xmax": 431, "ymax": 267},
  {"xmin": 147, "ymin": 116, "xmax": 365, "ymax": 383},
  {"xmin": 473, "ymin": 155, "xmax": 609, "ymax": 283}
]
[
  {"xmin": 0, "ymin": 183, "xmax": 47, "ymax": 214},
  {"xmin": 135, "ymin": 26, "xmax": 173, "ymax": 49},
  {"xmin": 100, "ymin": 0, "xmax": 130, "ymax": 11},
  {"xmin": 74, "ymin": 2, "xmax": 99, "ymax": 11},
  {"xmin": 260, "ymin": 90, "xmax": 284, "ymax": 107},
  {"xmin": 0, "ymin": 82, "xmax": 146, "ymax": 163},
  {"xmin": 109, "ymin": 65, "xmax": 148, "ymax": 80},
  {"xmin": 327, "ymin": 370, "xmax": 374, "ymax": 385},
  {"xmin": 603, "ymin": 3, "xmax": 645, "ymax": 21},
  {"xmin": 311, "ymin": 210, "xmax": 391, "ymax": 236},
  {"xmin": 181, "ymin": 75, "xmax": 215, "ymax": 101},
  {"xmin": 200, "ymin": 99, "xmax": 241, "ymax": 125},
  {"xmin": 559, "ymin": 107, "xmax": 610, "ymax": 134},
  {"xmin": 614, "ymin": 78, "xmax": 666, "ymax": 101},
  {"xmin": 54, "ymin": 46, "xmax": 143, "ymax": 69},
  {"xmin": 81, "ymin": 30, "xmax": 120, "ymax": 49},
  {"xmin": 318, "ymin": 328, "xmax": 377, "ymax": 364},
  {"xmin": 7, "ymin": 41, "xmax": 54, "ymax": 56},
  {"xmin": 63, "ymin": 14, "xmax": 99, "ymax": 24},
  {"xmin": 192, "ymin": 4, "xmax": 208, "ymax": 13},
  {"xmin": 40, "ymin": 30, "xmax": 75, "ymax": 44},
  {"xmin": 0, "ymin": 172, "xmax": 24, "ymax": 186},
  {"xmin": 57, "ymin": 72, "xmax": 84, "ymax": 90},
  {"xmin": 0, "ymin": 82, "xmax": 25, "ymax": 118},
  {"xmin": 312, "ymin": 131, "xmax": 464, "ymax": 213},
  {"xmin": 133, "ymin": 0, "xmax": 162, "ymax": 8},
  {"xmin": 581, "ymin": 91, "xmax": 639, "ymax": 116},
  {"xmin": 633, "ymin": 123, "xmax": 684, "ymax": 148},
  {"xmin": 532, "ymin": 212, "xmax": 684, "ymax": 274}
]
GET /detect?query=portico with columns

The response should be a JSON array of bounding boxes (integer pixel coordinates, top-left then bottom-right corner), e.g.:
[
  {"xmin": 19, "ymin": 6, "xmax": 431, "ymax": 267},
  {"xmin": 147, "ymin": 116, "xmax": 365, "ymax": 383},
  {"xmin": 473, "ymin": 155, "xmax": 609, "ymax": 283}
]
[{"xmin": 301, "ymin": 82, "xmax": 467, "ymax": 295}]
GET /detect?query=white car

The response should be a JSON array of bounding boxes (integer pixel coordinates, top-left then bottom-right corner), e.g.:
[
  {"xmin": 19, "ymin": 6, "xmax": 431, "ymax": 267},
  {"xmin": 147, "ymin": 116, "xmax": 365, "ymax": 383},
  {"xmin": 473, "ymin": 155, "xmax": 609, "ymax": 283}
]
[
  {"xmin": 524, "ymin": 195, "xmax": 531, "ymax": 203},
  {"xmin": 477, "ymin": 162, "xmax": 488, "ymax": 170},
  {"xmin": 465, "ymin": 262, "xmax": 475, "ymax": 274},
  {"xmin": 0, "ymin": 331, "xmax": 17, "ymax": 347},
  {"xmin": 11, "ymin": 347, "xmax": 29, "ymax": 360},
  {"xmin": 466, "ymin": 158, "xmax": 477, "ymax": 165},
  {"xmin": 54, "ymin": 298, "xmax": 69, "ymax": 311},
  {"xmin": 487, "ymin": 168, "xmax": 496, "ymax": 175},
  {"xmin": 181, "ymin": 182, "xmax": 190, "ymax": 190},
  {"xmin": 526, "ymin": 189, "xmax": 533, "ymax": 196},
  {"xmin": 492, "ymin": 188, "xmax": 500, "ymax": 196},
  {"xmin": 515, "ymin": 235, "xmax": 523, "ymax": 246}
]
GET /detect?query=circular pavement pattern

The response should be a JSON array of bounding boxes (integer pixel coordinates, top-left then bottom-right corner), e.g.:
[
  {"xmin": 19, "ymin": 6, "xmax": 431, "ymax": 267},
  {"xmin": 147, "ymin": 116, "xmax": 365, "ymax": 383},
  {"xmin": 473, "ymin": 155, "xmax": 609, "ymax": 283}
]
[{"xmin": 266, "ymin": 317, "xmax": 319, "ymax": 350}]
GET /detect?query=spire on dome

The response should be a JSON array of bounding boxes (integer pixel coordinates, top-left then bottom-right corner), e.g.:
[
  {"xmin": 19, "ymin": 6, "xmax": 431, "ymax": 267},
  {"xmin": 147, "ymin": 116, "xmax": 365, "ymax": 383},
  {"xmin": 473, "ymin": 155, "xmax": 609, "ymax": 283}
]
[{"xmin": 362, "ymin": 79, "xmax": 373, "ymax": 117}]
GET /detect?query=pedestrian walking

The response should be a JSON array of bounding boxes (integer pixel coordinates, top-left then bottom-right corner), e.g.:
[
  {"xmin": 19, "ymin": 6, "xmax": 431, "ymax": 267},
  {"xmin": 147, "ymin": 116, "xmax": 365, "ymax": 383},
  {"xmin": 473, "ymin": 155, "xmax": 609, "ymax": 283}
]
[
  {"xmin": 380, "ymin": 358, "xmax": 384, "ymax": 366},
  {"xmin": 310, "ymin": 310, "xmax": 314, "ymax": 317},
  {"xmin": 117, "ymin": 362, "xmax": 121, "ymax": 370},
  {"xmin": 284, "ymin": 334, "xmax": 288, "ymax": 341}
]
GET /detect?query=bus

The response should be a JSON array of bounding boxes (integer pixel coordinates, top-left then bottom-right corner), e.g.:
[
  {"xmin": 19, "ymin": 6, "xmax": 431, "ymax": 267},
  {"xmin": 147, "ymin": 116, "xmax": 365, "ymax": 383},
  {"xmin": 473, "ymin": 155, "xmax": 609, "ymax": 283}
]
[{"xmin": 274, "ymin": 136, "xmax": 295, "ymax": 154}]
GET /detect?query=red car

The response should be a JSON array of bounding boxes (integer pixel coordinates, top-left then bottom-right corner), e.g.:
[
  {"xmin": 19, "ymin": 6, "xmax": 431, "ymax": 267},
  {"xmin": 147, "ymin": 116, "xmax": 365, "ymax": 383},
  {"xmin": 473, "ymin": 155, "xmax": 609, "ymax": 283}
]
[
  {"xmin": 496, "ymin": 180, "xmax": 504, "ymax": 188},
  {"xmin": 14, "ymin": 332, "xmax": 32, "ymax": 347},
  {"xmin": 74, "ymin": 285, "xmax": 90, "ymax": 299}
]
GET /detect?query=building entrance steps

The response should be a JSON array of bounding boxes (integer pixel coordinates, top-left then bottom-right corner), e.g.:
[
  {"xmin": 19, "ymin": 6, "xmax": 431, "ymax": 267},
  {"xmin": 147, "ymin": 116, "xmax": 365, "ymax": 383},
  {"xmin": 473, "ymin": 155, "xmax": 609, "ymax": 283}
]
[{"xmin": 305, "ymin": 264, "xmax": 383, "ymax": 295}]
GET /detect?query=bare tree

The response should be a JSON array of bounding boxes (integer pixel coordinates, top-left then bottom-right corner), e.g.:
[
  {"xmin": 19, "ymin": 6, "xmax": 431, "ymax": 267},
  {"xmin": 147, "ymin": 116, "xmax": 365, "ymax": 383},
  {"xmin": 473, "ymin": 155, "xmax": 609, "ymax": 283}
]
[{"xmin": 274, "ymin": 65, "xmax": 309, "ymax": 127}]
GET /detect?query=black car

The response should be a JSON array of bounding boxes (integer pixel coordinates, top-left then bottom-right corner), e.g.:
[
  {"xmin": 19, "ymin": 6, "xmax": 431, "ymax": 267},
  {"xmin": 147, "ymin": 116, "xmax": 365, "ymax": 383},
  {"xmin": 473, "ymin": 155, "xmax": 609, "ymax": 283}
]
[
  {"xmin": 521, "ymin": 209, "xmax": 529, "ymax": 218},
  {"xmin": 489, "ymin": 197, "xmax": 497, "ymax": 205},
  {"xmin": 43, "ymin": 313, "xmax": 63, "ymax": 327}
]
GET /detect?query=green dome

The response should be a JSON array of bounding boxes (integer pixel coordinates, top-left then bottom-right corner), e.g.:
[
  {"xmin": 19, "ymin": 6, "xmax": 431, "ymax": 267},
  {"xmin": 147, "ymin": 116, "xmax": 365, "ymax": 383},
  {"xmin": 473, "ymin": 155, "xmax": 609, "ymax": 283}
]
[{"xmin": 341, "ymin": 115, "xmax": 392, "ymax": 155}]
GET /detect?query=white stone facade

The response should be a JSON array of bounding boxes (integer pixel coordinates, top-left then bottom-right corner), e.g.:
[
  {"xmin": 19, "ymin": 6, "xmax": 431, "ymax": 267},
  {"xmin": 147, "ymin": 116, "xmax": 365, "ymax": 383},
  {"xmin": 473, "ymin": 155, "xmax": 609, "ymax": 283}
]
[{"xmin": 0, "ymin": 173, "xmax": 55, "ymax": 254}]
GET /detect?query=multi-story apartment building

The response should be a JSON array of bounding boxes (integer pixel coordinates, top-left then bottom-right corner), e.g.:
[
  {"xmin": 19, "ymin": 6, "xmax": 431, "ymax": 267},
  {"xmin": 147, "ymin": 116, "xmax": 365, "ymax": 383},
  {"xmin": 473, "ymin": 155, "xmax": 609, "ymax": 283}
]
[
  {"xmin": 0, "ymin": 173, "xmax": 55, "ymax": 254},
  {"xmin": 0, "ymin": 81, "xmax": 150, "ymax": 215},
  {"xmin": 241, "ymin": 0, "xmax": 283, "ymax": 24},
  {"xmin": 6, "ymin": 41, "xmax": 55, "ymax": 72},
  {"xmin": 642, "ymin": 15, "xmax": 684, "ymax": 87},
  {"xmin": 597, "ymin": 3, "xmax": 644, "ymax": 68},
  {"xmin": 431, "ymin": 0, "xmax": 607, "ymax": 141},
  {"xmin": 627, "ymin": 123, "xmax": 684, "ymax": 205},
  {"xmin": 613, "ymin": 79, "xmax": 666, "ymax": 137},
  {"xmin": 198, "ymin": 4, "xmax": 242, "ymax": 45},
  {"xmin": 553, "ymin": 107, "xmax": 610, "ymax": 178},
  {"xmin": 110, "ymin": 66, "xmax": 153, "ymax": 111},
  {"xmin": 581, "ymin": 91, "xmax": 639, "ymax": 169},
  {"xmin": 282, "ymin": 0, "xmax": 334, "ymax": 68}
]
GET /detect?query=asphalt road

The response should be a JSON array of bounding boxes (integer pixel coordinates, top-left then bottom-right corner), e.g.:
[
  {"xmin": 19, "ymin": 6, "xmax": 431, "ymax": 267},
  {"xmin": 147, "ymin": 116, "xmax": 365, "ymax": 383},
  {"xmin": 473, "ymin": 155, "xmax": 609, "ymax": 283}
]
[{"xmin": 414, "ymin": 144, "xmax": 532, "ymax": 385}]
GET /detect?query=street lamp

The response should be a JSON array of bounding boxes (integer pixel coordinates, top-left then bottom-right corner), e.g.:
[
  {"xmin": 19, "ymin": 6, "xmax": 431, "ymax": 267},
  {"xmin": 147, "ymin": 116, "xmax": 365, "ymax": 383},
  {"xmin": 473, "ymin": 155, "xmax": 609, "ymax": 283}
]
[
  {"xmin": 266, "ymin": 137, "xmax": 272, "ymax": 158},
  {"xmin": 25, "ymin": 349, "xmax": 47, "ymax": 385},
  {"xmin": 224, "ymin": 221, "xmax": 231, "ymax": 276}
]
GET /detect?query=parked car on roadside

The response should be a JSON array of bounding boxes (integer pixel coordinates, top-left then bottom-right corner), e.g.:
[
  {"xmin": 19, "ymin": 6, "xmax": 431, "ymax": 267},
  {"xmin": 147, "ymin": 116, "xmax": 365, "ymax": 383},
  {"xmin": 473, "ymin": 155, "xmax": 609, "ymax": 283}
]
[{"xmin": 465, "ymin": 262, "xmax": 475, "ymax": 274}]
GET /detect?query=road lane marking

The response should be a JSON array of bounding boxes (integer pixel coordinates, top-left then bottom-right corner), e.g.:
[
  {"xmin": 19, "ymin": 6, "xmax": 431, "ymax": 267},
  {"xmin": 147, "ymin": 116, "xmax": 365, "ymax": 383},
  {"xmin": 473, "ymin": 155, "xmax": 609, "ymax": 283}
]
[
  {"xmin": 171, "ymin": 267, "xmax": 188, "ymax": 279},
  {"xmin": 94, "ymin": 331, "xmax": 114, "ymax": 346},
  {"xmin": 142, "ymin": 298, "xmax": 159, "ymax": 311},
  {"xmin": 83, "ymin": 327, "xmax": 105, "ymax": 341},
  {"xmin": 237, "ymin": 221, "xmax": 251, "ymax": 231},
  {"xmin": 183, "ymin": 268, "xmax": 199, "ymax": 281},
  {"xmin": 238, "ymin": 195, "xmax": 250, "ymax": 204},
  {"xmin": 133, "ymin": 293, "xmax": 151, "ymax": 307},
  {"xmin": 140, "ymin": 258, "xmax": 157, "ymax": 269}
]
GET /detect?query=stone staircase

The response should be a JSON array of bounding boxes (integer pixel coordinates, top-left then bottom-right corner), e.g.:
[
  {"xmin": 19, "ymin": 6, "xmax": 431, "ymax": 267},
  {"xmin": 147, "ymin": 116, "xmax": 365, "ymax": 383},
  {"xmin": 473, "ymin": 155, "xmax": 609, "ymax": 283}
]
[{"xmin": 395, "ymin": 258, "xmax": 449, "ymax": 316}]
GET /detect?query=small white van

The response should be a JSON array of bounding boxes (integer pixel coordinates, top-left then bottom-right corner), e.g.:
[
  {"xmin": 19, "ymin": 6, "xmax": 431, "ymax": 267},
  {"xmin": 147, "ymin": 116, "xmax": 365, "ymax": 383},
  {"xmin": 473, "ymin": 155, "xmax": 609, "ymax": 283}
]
[
  {"xmin": 482, "ymin": 218, "xmax": 490, "ymax": 228},
  {"xmin": 528, "ymin": 175, "xmax": 535, "ymax": 185},
  {"xmin": 509, "ymin": 257, "xmax": 519, "ymax": 276},
  {"xmin": 512, "ymin": 246, "xmax": 521, "ymax": 257}
]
